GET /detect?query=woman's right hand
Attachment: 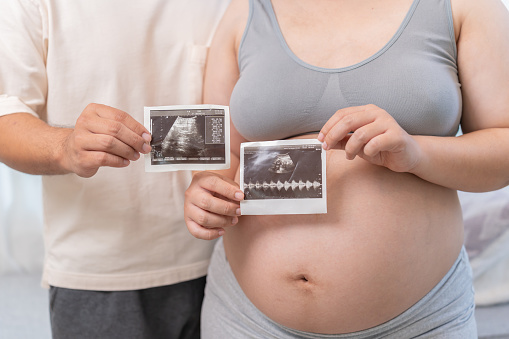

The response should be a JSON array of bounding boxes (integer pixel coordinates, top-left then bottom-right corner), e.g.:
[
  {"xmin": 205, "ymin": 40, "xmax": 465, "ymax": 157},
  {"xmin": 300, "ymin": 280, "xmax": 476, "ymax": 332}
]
[{"xmin": 184, "ymin": 171, "xmax": 244, "ymax": 240}]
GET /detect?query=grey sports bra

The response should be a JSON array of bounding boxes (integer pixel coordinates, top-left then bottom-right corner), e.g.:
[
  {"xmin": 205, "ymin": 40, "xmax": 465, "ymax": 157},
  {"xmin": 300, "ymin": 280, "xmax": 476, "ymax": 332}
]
[{"xmin": 229, "ymin": 0, "xmax": 462, "ymax": 141}]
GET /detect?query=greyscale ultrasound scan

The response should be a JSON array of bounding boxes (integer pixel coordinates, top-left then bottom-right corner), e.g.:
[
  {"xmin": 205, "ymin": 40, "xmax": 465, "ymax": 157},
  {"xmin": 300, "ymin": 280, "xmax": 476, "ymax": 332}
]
[
  {"xmin": 240, "ymin": 139, "xmax": 327, "ymax": 215},
  {"xmin": 243, "ymin": 145, "xmax": 323, "ymax": 200},
  {"xmin": 144, "ymin": 105, "xmax": 230, "ymax": 172}
]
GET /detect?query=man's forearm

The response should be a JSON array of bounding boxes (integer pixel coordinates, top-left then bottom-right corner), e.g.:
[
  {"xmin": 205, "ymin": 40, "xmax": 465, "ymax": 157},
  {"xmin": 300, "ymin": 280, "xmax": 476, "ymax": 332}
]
[{"xmin": 0, "ymin": 113, "xmax": 72, "ymax": 175}]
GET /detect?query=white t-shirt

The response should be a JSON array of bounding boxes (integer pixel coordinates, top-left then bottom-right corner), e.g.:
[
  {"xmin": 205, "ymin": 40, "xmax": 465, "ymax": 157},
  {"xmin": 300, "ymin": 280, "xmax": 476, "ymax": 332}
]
[{"xmin": 0, "ymin": 0, "xmax": 230, "ymax": 291}]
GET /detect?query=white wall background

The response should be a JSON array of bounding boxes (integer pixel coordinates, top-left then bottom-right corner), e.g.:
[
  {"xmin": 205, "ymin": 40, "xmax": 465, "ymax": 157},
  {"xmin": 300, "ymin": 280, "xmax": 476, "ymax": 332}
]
[{"xmin": 0, "ymin": 164, "xmax": 44, "ymax": 275}]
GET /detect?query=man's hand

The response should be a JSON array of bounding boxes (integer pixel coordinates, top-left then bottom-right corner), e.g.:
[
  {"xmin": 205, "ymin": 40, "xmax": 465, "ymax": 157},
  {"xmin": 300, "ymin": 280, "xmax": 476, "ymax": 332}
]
[{"xmin": 61, "ymin": 103, "xmax": 151, "ymax": 177}]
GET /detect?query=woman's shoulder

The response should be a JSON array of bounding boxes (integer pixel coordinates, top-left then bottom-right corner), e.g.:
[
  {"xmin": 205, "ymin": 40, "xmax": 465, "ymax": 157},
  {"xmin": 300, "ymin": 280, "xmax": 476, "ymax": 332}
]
[
  {"xmin": 213, "ymin": 0, "xmax": 250, "ymax": 52},
  {"xmin": 451, "ymin": 0, "xmax": 509, "ymax": 41}
]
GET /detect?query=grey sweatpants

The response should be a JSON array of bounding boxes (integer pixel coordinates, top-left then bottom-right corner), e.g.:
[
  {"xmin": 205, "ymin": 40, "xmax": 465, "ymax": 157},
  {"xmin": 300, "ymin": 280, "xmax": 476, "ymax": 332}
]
[
  {"xmin": 202, "ymin": 239, "xmax": 477, "ymax": 338},
  {"xmin": 50, "ymin": 276, "xmax": 206, "ymax": 339}
]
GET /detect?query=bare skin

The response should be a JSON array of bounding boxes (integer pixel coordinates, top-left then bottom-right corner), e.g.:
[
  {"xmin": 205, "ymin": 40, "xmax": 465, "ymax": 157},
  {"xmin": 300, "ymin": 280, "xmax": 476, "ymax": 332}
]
[{"xmin": 185, "ymin": 0, "xmax": 509, "ymax": 333}]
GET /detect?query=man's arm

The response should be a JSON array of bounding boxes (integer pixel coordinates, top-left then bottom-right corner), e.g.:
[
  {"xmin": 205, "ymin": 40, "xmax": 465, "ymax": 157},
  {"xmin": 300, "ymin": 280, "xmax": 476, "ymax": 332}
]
[
  {"xmin": 0, "ymin": 1, "xmax": 150, "ymax": 178},
  {"xmin": 0, "ymin": 104, "xmax": 151, "ymax": 178}
]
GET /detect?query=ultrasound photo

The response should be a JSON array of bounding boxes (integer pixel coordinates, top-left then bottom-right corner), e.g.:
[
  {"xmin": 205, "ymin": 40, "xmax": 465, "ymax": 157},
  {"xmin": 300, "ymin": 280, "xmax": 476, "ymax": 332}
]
[
  {"xmin": 144, "ymin": 105, "xmax": 230, "ymax": 172},
  {"xmin": 240, "ymin": 139, "xmax": 327, "ymax": 215},
  {"xmin": 243, "ymin": 145, "xmax": 323, "ymax": 200}
]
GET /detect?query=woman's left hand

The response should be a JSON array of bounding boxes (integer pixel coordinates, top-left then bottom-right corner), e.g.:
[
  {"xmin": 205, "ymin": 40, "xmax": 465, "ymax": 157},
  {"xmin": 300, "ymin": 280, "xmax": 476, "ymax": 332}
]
[{"xmin": 317, "ymin": 104, "xmax": 422, "ymax": 173}]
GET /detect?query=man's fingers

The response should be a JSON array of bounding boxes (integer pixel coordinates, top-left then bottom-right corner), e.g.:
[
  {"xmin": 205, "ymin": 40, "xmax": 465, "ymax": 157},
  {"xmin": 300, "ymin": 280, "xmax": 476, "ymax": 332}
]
[
  {"xmin": 83, "ymin": 103, "xmax": 151, "ymax": 154},
  {"xmin": 71, "ymin": 151, "xmax": 129, "ymax": 178},
  {"xmin": 84, "ymin": 117, "xmax": 151, "ymax": 155},
  {"xmin": 84, "ymin": 133, "xmax": 141, "ymax": 161},
  {"xmin": 93, "ymin": 103, "xmax": 149, "ymax": 135}
]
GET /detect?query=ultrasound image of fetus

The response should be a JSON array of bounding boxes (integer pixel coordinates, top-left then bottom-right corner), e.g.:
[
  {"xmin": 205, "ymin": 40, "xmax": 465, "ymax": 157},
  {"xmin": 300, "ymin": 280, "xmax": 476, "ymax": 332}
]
[{"xmin": 268, "ymin": 153, "xmax": 295, "ymax": 174}]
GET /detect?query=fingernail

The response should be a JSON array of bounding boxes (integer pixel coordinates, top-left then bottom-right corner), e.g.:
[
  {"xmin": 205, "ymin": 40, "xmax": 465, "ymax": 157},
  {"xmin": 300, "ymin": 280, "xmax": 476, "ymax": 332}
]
[
  {"xmin": 142, "ymin": 133, "xmax": 151, "ymax": 143},
  {"xmin": 133, "ymin": 152, "xmax": 140, "ymax": 160},
  {"xmin": 231, "ymin": 217, "xmax": 238, "ymax": 225},
  {"xmin": 234, "ymin": 192, "xmax": 243, "ymax": 200},
  {"xmin": 317, "ymin": 133, "xmax": 324, "ymax": 141},
  {"xmin": 236, "ymin": 208, "xmax": 241, "ymax": 216},
  {"xmin": 142, "ymin": 143, "xmax": 151, "ymax": 153},
  {"xmin": 123, "ymin": 159, "xmax": 130, "ymax": 166},
  {"xmin": 218, "ymin": 230, "xmax": 225, "ymax": 236},
  {"xmin": 322, "ymin": 141, "xmax": 328, "ymax": 150}
]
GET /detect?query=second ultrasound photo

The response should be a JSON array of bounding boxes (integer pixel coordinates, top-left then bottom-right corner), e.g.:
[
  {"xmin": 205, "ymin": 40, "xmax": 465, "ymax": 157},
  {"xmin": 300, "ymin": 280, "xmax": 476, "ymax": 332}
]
[
  {"xmin": 243, "ymin": 145, "xmax": 323, "ymax": 200},
  {"xmin": 240, "ymin": 139, "xmax": 327, "ymax": 215}
]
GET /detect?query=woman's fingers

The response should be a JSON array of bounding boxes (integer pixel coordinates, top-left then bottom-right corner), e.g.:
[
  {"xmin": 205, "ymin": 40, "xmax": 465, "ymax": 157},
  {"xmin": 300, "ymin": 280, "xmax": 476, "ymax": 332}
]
[
  {"xmin": 196, "ymin": 172, "xmax": 244, "ymax": 203},
  {"xmin": 191, "ymin": 187, "xmax": 241, "ymax": 217},
  {"xmin": 185, "ymin": 218, "xmax": 225, "ymax": 241},
  {"xmin": 318, "ymin": 106, "xmax": 366, "ymax": 143},
  {"xmin": 319, "ymin": 105, "xmax": 379, "ymax": 150},
  {"xmin": 343, "ymin": 123, "xmax": 389, "ymax": 160},
  {"xmin": 317, "ymin": 105, "xmax": 420, "ymax": 172},
  {"xmin": 184, "ymin": 171, "xmax": 244, "ymax": 240},
  {"xmin": 363, "ymin": 130, "xmax": 404, "ymax": 157},
  {"xmin": 363, "ymin": 130, "xmax": 421, "ymax": 173},
  {"xmin": 186, "ymin": 203, "xmax": 238, "ymax": 229}
]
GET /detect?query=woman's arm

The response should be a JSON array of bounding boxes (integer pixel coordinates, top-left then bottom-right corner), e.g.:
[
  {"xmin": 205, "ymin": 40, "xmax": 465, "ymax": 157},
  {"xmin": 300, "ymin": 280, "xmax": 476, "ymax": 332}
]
[
  {"xmin": 184, "ymin": 0, "xmax": 249, "ymax": 240},
  {"xmin": 203, "ymin": 0, "xmax": 249, "ymax": 167},
  {"xmin": 410, "ymin": 0, "xmax": 509, "ymax": 192}
]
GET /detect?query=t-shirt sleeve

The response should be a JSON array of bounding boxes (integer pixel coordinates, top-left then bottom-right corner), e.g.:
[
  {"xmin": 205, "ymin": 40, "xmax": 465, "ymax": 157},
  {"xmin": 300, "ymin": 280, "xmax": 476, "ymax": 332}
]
[{"xmin": 0, "ymin": 0, "xmax": 48, "ymax": 119}]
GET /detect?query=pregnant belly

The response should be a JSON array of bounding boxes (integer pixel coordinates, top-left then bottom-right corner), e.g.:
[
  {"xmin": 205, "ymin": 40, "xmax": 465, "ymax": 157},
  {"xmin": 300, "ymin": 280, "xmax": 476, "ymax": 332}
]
[{"xmin": 224, "ymin": 148, "xmax": 464, "ymax": 334}]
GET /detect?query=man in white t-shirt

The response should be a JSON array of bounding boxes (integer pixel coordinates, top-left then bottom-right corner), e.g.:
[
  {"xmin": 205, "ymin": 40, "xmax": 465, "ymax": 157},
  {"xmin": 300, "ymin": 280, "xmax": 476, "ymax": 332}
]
[{"xmin": 0, "ymin": 1, "xmax": 229, "ymax": 338}]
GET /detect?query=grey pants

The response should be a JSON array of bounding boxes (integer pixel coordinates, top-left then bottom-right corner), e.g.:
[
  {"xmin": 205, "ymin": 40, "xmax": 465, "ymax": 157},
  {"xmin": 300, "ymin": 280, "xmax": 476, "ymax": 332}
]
[
  {"xmin": 50, "ymin": 276, "xmax": 206, "ymax": 339},
  {"xmin": 202, "ymin": 239, "xmax": 477, "ymax": 338}
]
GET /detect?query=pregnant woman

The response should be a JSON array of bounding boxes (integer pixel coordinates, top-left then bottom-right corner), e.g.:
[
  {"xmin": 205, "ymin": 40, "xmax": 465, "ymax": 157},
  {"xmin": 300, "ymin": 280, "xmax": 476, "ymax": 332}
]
[{"xmin": 184, "ymin": 0, "xmax": 509, "ymax": 337}]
